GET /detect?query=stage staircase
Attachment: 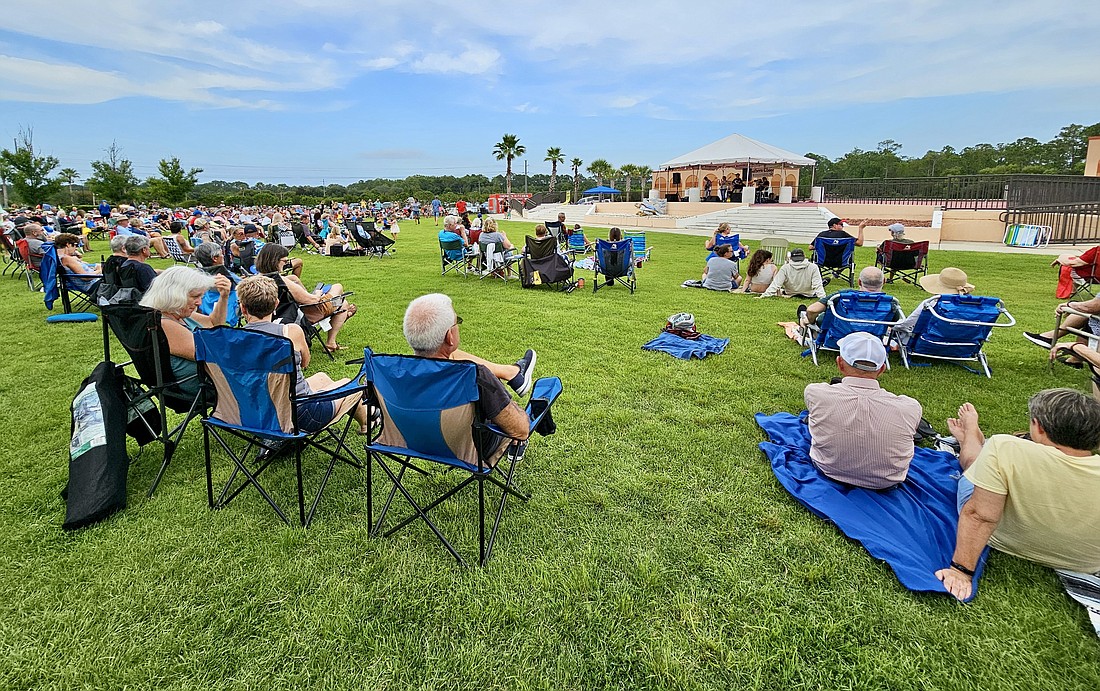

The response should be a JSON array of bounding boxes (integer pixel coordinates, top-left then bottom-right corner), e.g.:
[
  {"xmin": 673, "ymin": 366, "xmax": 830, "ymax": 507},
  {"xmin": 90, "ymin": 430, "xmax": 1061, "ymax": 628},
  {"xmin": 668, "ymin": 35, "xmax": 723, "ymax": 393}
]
[{"xmin": 677, "ymin": 205, "xmax": 834, "ymax": 243}]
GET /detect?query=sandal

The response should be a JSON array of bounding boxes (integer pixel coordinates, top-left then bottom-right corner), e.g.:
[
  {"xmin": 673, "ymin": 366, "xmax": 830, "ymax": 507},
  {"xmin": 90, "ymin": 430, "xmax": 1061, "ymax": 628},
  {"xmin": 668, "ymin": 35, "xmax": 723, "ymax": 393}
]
[{"xmin": 323, "ymin": 343, "xmax": 347, "ymax": 353}]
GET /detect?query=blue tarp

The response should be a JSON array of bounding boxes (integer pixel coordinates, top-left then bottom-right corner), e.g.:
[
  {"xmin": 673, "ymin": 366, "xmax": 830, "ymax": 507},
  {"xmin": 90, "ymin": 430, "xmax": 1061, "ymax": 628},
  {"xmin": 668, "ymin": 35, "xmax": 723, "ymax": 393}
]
[
  {"xmin": 755, "ymin": 411, "xmax": 988, "ymax": 601},
  {"xmin": 642, "ymin": 332, "xmax": 728, "ymax": 359}
]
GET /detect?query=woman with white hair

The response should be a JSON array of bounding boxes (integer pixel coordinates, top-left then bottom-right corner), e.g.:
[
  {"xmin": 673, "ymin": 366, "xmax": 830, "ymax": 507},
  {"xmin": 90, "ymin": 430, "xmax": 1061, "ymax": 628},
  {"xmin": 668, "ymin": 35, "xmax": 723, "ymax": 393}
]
[{"xmin": 139, "ymin": 266, "xmax": 232, "ymax": 395}]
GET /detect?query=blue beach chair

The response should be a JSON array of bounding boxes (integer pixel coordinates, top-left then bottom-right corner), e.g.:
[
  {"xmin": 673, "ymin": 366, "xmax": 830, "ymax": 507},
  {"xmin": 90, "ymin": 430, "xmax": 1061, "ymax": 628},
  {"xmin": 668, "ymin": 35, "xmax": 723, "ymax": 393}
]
[
  {"xmin": 364, "ymin": 350, "xmax": 562, "ymax": 566},
  {"xmin": 801, "ymin": 290, "xmax": 904, "ymax": 366},
  {"xmin": 593, "ymin": 238, "xmax": 636, "ymax": 294},
  {"xmin": 624, "ymin": 231, "xmax": 652, "ymax": 262},
  {"xmin": 708, "ymin": 233, "xmax": 747, "ymax": 261},
  {"xmin": 896, "ymin": 294, "xmax": 1015, "ymax": 378},
  {"xmin": 812, "ymin": 236, "xmax": 857, "ymax": 287},
  {"xmin": 195, "ymin": 327, "xmax": 369, "ymax": 527}
]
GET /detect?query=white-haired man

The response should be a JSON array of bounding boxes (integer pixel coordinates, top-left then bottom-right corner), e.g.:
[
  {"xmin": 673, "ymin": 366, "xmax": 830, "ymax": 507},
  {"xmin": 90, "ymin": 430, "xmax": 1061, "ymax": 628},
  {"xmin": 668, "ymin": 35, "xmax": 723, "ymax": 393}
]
[
  {"xmin": 403, "ymin": 294, "xmax": 536, "ymax": 441},
  {"xmin": 797, "ymin": 266, "xmax": 885, "ymax": 330}
]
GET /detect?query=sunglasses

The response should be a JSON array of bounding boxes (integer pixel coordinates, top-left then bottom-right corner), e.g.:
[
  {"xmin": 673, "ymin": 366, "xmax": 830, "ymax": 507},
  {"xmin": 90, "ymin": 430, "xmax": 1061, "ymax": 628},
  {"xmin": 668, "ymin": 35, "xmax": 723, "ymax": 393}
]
[{"xmin": 454, "ymin": 315, "xmax": 463, "ymax": 326}]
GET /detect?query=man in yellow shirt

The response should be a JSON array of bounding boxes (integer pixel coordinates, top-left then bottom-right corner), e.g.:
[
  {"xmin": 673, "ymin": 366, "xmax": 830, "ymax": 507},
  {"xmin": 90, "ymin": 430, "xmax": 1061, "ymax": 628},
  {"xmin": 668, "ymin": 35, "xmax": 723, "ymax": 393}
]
[{"xmin": 936, "ymin": 389, "xmax": 1100, "ymax": 600}]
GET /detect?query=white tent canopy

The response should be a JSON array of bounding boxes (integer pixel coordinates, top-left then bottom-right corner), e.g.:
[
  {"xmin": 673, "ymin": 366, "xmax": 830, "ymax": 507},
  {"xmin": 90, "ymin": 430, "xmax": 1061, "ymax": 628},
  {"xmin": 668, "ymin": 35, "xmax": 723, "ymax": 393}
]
[{"xmin": 660, "ymin": 133, "xmax": 814, "ymax": 169}]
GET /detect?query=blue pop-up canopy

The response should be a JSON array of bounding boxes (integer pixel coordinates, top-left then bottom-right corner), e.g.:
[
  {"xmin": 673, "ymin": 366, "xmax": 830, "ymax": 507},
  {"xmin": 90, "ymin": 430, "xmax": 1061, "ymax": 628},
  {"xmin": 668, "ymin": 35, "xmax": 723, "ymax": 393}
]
[{"xmin": 583, "ymin": 185, "xmax": 621, "ymax": 194}]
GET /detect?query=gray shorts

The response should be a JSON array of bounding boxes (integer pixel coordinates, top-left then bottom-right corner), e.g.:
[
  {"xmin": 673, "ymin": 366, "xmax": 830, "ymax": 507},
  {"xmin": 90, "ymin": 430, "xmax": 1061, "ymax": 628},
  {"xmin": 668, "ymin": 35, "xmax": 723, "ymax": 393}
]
[{"xmin": 1089, "ymin": 316, "xmax": 1100, "ymax": 337}]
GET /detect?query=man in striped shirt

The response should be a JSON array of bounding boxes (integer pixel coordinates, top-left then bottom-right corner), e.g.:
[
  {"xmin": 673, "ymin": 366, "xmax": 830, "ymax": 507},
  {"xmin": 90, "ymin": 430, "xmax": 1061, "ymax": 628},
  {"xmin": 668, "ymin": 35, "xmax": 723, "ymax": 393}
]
[{"xmin": 804, "ymin": 332, "xmax": 923, "ymax": 489}]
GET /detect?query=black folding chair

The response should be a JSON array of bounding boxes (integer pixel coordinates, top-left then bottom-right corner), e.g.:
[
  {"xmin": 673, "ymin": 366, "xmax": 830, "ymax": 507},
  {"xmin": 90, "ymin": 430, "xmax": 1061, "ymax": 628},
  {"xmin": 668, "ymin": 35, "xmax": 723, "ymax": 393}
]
[
  {"xmin": 349, "ymin": 220, "xmax": 394, "ymax": 258},
  {"xmin": 101, "ymin": 303, "xmax": 206, "ymax": 496}
]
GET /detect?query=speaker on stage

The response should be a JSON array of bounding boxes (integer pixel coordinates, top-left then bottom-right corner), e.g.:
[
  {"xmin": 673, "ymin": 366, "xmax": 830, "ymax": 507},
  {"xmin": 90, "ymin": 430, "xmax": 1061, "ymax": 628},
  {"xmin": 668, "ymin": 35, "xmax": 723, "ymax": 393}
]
[
  {"xmin": 665, "ymin": 194, "xmax": 679, "ymax": 202},
  {"xmin": 672, "ymin": 172, "xmax": 681, "ymax": 184}
]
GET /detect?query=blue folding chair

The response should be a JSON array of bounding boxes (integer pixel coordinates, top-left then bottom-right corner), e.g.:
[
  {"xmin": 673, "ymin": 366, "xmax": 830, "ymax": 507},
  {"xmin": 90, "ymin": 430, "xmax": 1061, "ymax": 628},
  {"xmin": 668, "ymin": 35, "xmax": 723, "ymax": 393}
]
[
  {"xmin": 593, "ymin": 238, "xmax": 636, "ymax": 294},
  {"xmin": 566, "ymin": 230, "xmax": 590, "ymax": 256},
  {"xmin": 624, "ymin": 231, "xmax": 652, "ymax": 262},
  {"xmin": 364, "ymin": 350, "xmax": 562, "ymax": 566},
  {"xmin": 708, "ymin": 233, "xmax": 747, "ymax": 261},
  {"xmin": 801, "ymin": 290, "xmax": 904, "ymax": 366},
  {"xmin": 194, "ymin": 327, "xmax": 369, "ymax": 527},
  {"xmin": 40, "ymin": 242, "xmax": 100, "ymax": 314},
  {"xmin": 896, "ymin": 294, "xmax": 1015, "ymax": 378},
  {"xmin": 811, "ymin": 236, "xmax": 857, "ymax": 287}
]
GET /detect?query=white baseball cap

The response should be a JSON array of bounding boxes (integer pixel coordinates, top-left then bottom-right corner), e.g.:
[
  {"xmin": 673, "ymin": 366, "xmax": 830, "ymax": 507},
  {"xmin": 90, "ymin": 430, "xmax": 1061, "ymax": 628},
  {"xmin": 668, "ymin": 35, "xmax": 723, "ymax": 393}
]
[{"xmin": 837, "ymin": 332, "xmax": 887, "ymax": 372}]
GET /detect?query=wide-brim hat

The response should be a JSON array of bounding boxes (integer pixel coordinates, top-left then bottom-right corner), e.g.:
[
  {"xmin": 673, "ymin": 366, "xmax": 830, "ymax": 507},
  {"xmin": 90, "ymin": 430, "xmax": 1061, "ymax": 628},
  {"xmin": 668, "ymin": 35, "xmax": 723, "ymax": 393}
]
[{"xmin": 919, "ymin": 267, "xmax": 974, "ymax": 294}]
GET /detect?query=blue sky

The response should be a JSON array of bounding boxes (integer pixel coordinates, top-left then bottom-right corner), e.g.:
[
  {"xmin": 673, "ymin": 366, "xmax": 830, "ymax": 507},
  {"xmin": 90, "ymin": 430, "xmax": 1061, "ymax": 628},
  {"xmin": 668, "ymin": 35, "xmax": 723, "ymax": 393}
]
[{"xmin": 1, "ymin": 0, "xmax": 1098, "ymax": 186}]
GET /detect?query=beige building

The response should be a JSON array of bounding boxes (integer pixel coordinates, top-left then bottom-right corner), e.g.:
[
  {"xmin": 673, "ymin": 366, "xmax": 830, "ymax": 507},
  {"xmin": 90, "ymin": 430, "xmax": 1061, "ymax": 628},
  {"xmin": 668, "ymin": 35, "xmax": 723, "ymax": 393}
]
[{"xmin": 1085, "ymin": 136, "xmax": 1100, "ymax": 177}]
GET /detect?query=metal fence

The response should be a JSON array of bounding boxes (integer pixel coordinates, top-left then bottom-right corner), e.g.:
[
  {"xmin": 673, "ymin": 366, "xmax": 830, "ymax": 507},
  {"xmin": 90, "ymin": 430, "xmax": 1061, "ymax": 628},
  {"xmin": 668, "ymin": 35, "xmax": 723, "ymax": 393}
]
[
  {"xmin": 821, "ymin": 174, "xmax": 1100, "ymax": 211},
  {"xmin": 1001, "ymin": 202, "xmax": 1100, "ymax": 245}
]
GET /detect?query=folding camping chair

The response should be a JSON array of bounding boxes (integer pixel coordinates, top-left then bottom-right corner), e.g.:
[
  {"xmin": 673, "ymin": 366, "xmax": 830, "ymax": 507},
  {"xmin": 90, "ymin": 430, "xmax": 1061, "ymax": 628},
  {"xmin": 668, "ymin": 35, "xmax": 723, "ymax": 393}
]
[
  {"xmin": 895, "ymin": 294, "xmax": 1016, "ymax": 378},
  {"xmin": 709, "ymin": 233, "xmax": 746, "ymax": 260},
  {"xmin": 478, "ymin": 241, "xmax": 518, "ymax": 280},
  {"xmin": 269, "ymin": 274, "xmax": 351, "ymax": 361},
  {"xmin": 1048, "ymin": 304, "xmax": 1100, "ymax": 373},
  {"xmin": 101, "ymin": 303, "xmax": 206, "ymax": 496},
  {"xmin": 760, "ymin": 236, "xmax": 789, "ymax": 267},
  {"xmin": 1, "ymin": 231, "xmax": 23, "ymax": 277},
  {"xmin": 520, "ymin": 234, "xmax": 576, "ymax": 291},
  {"xmin": 624, "ymin": 231, "xmax": 652, "ymax": 262},
  {"xmin": 364, "ymin": 350, "xmax": 562, "ymax": 566},
  {"xmin": 162, "ymin": 236, "xmax": 194, "ymax": 264},
  {"xmin": 876, "ymin": 240, "xmax": 929, "ymax": 286},
  {"xmin": 593, "ymin": 238, "xmax": 636, "ymax": 294},
  {"xmin": 543, "ymin": 220, "xmax": 566, "ymax": 245},
  {"xmin": 16, "ymin": 238, "xmax": 42, "ymax": 291},
  {"xmin": 1059, "ymin": 251, "xmax": 1100, "ymax": 300},
  {"xmin": 566, "ymin": 230, "xmax": 590, "ymax": 256},
  {"xmin": 801, "ymin": 290, "xmax": 904, "ymax": 366},
  {"xmin": 440, "ymin": 238, "xmax": 474, "ymax": 277},
  {"xmin": 811, "ymin": 236, "xmax": 857, "ymax": 287},
  {"xmin": 349, "ymin": 220, "xmax": 394, "ymax": 258},
  {"xmin": 39, "ymin": 242, "xmax": 100, "ymax": 314},
  {"xmin": 278, "ymin": 228, "xmax": 297, "ymax": 249},
  {"xmin": 195, "ymin": 327, "xmax": 369, "ymax": 527}
]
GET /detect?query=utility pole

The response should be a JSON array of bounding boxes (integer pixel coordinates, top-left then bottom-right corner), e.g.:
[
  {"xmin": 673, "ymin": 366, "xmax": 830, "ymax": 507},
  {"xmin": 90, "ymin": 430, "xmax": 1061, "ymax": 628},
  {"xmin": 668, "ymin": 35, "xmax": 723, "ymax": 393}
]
[{"xmin": 524, "ymin": 160, "xmax": 528, "ymax": 195}]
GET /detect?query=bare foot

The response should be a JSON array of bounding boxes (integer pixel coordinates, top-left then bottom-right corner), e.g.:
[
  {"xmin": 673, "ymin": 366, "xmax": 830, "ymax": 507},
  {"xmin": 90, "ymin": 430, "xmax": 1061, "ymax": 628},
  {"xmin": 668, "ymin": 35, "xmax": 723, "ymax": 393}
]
[{"xmin": 957, "ymin": 403, "xmax": 981, "ymax": 442}]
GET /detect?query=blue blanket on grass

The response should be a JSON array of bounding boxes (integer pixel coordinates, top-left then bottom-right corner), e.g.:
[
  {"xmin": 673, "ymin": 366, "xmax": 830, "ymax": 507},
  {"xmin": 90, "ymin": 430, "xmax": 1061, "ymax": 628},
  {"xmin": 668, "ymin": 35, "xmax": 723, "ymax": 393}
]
[
  {"xmin": 642, "ymin": 332, "xmax": 728, "ymax": 360},
  {"xmin": 755, "ymin": 411, "xmax": 988, "ymax": 601}
]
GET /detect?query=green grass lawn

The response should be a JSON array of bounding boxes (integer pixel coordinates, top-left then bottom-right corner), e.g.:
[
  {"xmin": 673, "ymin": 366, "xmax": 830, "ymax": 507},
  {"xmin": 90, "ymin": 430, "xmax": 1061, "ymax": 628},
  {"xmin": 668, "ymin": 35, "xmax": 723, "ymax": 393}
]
[{"xmin": 1, "ymin": 220, "xmax": 1097, "ymax": 690}]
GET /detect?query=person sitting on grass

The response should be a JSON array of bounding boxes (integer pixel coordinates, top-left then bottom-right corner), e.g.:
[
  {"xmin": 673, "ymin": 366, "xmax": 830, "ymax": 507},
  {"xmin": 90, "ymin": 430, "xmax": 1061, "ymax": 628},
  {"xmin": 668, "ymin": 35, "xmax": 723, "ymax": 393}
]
[
  {"xmin": 237, "ymin": 274, "xmax": 371, "ymax": 434},
  {"xmin": 936, "ymin": 390, "xmax": 1100, "ymax": 601},
  {"xmin": 254, "ymin": 243, "xmax": 357, "ymax": 353},
  {"xmin": 741, "ymin": 249, "xmax": 776, "ymax": 294},
  {"xmin": 759, "ymin": 248, "xmax": 826, "ymax": 299},
  {"xmin": 682, "ymin": 244, "xmax": 740, "ymax": 291}
]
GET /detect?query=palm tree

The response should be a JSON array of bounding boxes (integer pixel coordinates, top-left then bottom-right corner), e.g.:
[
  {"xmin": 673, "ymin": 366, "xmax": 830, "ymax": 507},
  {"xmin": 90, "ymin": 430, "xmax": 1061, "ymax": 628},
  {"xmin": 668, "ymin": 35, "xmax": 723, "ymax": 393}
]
[
  {"xmin": 544, "ymin": 147, "xmax": 564, "ymax": 194},
  {"xmin": 587, "ymin": 159, "xmax": 614, "ymax": 187},
  {"xmin": 492, "ymin": 134, "xmax": 526, "ymax": 196},
  {"xmin": 571, "ymin": 157, "xmax": 583, "ymax": 201},
  {"xmin": 59, "ymin": 167, "xmax": 79, "ymax": 204},
  {"xmin": 619, "ymin": 164, "xmax": 637, "ymax": 202}
]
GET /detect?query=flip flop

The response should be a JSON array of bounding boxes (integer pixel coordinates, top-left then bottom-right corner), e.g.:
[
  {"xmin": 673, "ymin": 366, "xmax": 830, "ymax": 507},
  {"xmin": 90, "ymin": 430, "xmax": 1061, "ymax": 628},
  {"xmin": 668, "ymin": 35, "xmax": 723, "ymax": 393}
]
[{"xmin": 323, "ymin": 343, "xmax": 347, "ymax": 353}]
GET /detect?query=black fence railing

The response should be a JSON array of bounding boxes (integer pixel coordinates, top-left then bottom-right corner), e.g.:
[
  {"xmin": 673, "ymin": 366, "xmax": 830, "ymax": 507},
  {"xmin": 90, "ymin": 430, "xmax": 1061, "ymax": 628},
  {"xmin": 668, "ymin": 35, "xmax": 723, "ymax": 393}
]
[
  {"xmin": 821, "ymin": 174, "xmax": 1100, "ymax": 211},
  {"xmin": 1001, "ymin": 202, "xmax": 1100, "ymax": 245}
]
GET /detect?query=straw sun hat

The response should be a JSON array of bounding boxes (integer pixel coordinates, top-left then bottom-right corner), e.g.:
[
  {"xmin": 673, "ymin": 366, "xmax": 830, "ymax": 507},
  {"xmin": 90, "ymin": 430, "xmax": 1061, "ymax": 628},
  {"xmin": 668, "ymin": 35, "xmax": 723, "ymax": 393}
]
[{"xmin": 919, "ymin": 267, "xmax": 974, "ymax": 294}]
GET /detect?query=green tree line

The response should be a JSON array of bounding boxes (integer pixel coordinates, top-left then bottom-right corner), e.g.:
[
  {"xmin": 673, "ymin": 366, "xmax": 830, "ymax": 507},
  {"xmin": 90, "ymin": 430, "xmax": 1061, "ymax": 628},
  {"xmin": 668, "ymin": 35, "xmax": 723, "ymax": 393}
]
[{"xmin": 3, "ymin": 122, "xmax": 1096, "ymax": 208}]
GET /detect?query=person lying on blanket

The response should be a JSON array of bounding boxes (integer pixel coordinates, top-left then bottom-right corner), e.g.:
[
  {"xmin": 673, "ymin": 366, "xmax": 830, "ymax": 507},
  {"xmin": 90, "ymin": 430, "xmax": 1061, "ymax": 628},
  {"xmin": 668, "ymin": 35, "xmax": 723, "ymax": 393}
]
[
  {"xmin": 804, "ymin": 332, "xmax": 923, "ymax": 489},
  {"xmin": 937, "ymin": 389, "xmax": 1100, "ymax": 601}
]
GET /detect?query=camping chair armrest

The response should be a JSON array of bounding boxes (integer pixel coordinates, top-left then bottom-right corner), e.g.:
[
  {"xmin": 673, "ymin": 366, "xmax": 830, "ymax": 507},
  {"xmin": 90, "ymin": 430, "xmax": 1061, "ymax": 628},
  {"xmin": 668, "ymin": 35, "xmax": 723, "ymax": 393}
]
[
  {"xmin": 1054, "ymin": 305, "xmax": 1097, "ymax": 342},
  {"xmin": 298, "ymin": 358, "xmax": 372, "ymax": 404},
  {"xmin": 928, "ymin": 302, "xmax": 1016, "ymax": 328},
  {"xmin": 524, "ymin": 376, "xmax": 563, "ymax": 432}
]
